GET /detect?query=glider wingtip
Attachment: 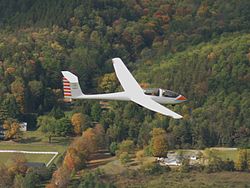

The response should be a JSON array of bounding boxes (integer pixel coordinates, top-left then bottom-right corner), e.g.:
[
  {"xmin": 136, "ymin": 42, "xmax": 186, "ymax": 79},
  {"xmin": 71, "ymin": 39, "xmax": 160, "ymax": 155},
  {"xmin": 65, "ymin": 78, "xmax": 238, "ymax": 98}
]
[
  {"xmin": 173, "ymin": 115, "xmax": 183, "ymax": 119},
  {"xmin": 112, "ymin": 57, "xmax": 122, "ymax": 64}
]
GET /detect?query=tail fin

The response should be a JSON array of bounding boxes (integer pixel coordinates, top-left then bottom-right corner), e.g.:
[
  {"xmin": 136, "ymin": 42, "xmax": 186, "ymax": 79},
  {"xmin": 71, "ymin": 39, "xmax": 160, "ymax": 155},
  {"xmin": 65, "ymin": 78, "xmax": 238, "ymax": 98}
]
[{"xmin": 61, "ymin": 71, "xmax": 84, "ymax": 99}]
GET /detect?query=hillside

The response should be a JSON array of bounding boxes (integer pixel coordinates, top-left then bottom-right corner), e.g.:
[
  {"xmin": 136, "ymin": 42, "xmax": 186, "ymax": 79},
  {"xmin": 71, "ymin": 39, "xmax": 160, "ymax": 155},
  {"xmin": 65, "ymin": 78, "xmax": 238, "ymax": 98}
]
[
  {"xmin": 0, "ymin": 0, "xmax": 250, "ymax": 187},
  {"xmin": 137, "ymin": 33, "xmax": 250, "ymax": 148}
]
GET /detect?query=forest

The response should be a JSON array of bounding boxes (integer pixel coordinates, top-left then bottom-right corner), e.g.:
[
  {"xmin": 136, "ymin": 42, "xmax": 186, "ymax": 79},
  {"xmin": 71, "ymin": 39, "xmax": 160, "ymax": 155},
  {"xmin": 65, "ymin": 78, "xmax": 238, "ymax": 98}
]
[{"xmin": 0, "ymin": 0, "xmax": 249, "ymax": 187}]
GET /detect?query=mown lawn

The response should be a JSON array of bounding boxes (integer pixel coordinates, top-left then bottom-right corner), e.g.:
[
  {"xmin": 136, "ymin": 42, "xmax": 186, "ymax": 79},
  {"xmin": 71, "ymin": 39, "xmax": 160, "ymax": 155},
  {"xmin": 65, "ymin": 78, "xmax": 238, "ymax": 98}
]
[
  {"xmin": 0, "ymin": 130, "xmax": 72, "ymax": 165},
  {"xmin": 0, "ymin": 153, "xmax": 55, "ymax": 165},
  {"xmin": 208, "ymin": 148, "xmax": 250, "ymax": 162}
]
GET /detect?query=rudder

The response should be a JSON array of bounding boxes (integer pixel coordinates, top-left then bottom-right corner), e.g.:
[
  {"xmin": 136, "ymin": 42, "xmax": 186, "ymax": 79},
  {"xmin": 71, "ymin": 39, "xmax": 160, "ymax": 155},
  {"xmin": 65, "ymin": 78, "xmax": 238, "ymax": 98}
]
[{"xmin": 61, "ymin": 71, "xmax": 84, "ymax": 99}]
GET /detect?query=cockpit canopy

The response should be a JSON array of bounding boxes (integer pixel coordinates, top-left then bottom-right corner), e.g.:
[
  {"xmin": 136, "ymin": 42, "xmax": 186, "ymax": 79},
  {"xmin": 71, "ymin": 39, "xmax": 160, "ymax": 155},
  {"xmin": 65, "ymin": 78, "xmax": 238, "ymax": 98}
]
[
  {"xmin": 143, "ymin": 88, "xmax": 179, "ymax": 98},
  {"xmin": 144, "ymin": 88, "xmax": 160, "ymax": 96},
  {"xmin": 162, "ymin": 89, "xmax": 179, "ymax": 98}
]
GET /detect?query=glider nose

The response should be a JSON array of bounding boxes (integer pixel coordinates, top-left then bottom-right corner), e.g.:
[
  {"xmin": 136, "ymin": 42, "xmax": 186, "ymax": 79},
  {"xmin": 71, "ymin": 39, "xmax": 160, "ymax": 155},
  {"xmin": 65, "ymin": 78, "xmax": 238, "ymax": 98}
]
[{"xmin": 176, "ymin": 95, "xmax": 187, "ymax": 101}]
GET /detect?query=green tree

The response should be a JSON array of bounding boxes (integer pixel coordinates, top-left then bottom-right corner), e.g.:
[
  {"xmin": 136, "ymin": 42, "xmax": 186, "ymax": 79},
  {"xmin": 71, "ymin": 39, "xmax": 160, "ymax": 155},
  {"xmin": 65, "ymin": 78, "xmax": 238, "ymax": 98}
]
[
  {"xmin": 91, "ymin": 102, "xmax": 102, "ymax": 122},
  {"xmin": 49, "ymin": 106, "xmax": 65, "ymax": 119},
  {"xmin": 55, "ymin": 117, "xmax": 72, "ymax": 136},
  {"xmin": 117, "ymin": 139, "xmax": 134, "ymax": 156},
  {"xmin": 37, "ymin": 115, "xmax": 57, "ymax": 143},
  {"xmin": 119, "ymin": 152, "xmax": 130, "ymax": 166},
  {"xmin": 22, "ymin": 172, "xmax": 40, "ymax": 188},
  {"xmin": 109, "ymin": 142, "xmax": 118, "ymax": 156}
]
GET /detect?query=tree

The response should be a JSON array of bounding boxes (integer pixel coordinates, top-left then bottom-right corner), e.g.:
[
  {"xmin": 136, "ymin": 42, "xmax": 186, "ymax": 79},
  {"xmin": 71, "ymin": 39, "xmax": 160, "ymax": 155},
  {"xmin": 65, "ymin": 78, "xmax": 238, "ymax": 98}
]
[
  {"xmin": 22, "ymin": 172, "xmax": 40, "ymax": 188},
  {"xmin": 37, "ymin": 115, "xmax": 57, "ymax": 143},
  {"xmin": 0, "ymin": 164, "xmax": 13, "ymax": 188},
  {"xmin": 49, "ymin": 106, "xmax": 65, "ymax": 119},
  {"xmin": 55, "ymin": 117, "xmax": 72, "ymax": 136},
  {"xmin": 117, "ymin": 139, "xmax": 134, "ymax": 156},
  {"xmin": 109, "ymin": 142, "xmax": 118, "ymax": 156},
  {"xmin": 151, "ymin": 128, "xmax": 168, "ymax": 157},
  {"xmin": 93, "ymin": 124, "xmax": 106, "ymax": 149},
  {"xmin": 71, "ymin": 113, "xmax": 90, "ymax": 135},
  {"xmin": 3, "ymin": 119, "xmax": 21, "ymax": 140},
  {"xmin": 119, "ymin": 152, "xmax": 130, "ymax": 166},
  {"xmin": 136, "ymin": 150, "xmax": 144, "ymax": 164},
  {"xmin": 1, "ymin": 94, "xmax": 20, "ymax": 120},
  {"xmin": 13, "ymin": 174, "xmax": 24, "ymax": 188},
  {"xmin": 50, "ymin": 166, "xmax": 71, "ymax": 188},
  {"xmin": 99, "ymin": 73, "xmax": 119, "ymax": 93},
  {"xmin": 91, "ymin": 102, "xmax": 102, "ymax": 122},
  {"xmin": 82, "ymin": 128, "xmax": 97, "ymax": 153},
  {"xmin": 11, "ymin": 77, "xmax": 25, "ymax": 113},
  {"xmin": 235, "ymin": 149, "xmax": 249, "ymax": 171},
  {"xmin": 8, "ymin": 154, "xmax": 28, "ymax": 176}
]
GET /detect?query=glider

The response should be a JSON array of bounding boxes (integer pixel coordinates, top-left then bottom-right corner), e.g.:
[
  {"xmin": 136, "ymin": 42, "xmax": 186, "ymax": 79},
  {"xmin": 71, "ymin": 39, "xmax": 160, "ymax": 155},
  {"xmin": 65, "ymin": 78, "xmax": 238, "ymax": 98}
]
[{"xmin": 61, "ymin": 58, "xmax": 187, "ymax": 119}]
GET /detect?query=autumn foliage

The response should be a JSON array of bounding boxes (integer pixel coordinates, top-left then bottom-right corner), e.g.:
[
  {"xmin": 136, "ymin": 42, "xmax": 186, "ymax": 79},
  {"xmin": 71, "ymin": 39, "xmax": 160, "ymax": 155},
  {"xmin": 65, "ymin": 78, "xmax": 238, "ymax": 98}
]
[
  {"xmin": 71, "ymin": 113, "xmax": 88, "ymax": 135},
  {"xmin": 151, "ymin": 128, "xmax": 168, "ymax": 157},
  {"xmin": 3, "ymin": 119, "xmax": 21, "ymax": 140},
  {"xmin": 48, "ymin": 125, "xmax": 101, "ymax": 187}
]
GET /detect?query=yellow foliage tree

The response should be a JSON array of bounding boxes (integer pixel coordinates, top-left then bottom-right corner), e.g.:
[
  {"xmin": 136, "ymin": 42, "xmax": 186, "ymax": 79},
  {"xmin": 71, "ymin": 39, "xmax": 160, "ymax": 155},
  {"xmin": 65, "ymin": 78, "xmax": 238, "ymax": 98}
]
[
  {"xmin": 151, "ymin": 128, "xmax": 168, "ymax": 157},
  {"xmin": 71, "ymin": 113, "xmax": 87, "ymax": 135},
  {"xmin": 10, "ymin": 78, "xmax": 25, "ymax": 113},
  {"xmin": 99, "ymin": 73, "xmax": 118, "ymax": 93},
  {"xmin": 3, "ymin": 120, "xmax": 21, "ymax": 140},
  {"xmin": 136, "ymin": 150, "xmax": 145, "ymax": 164}
]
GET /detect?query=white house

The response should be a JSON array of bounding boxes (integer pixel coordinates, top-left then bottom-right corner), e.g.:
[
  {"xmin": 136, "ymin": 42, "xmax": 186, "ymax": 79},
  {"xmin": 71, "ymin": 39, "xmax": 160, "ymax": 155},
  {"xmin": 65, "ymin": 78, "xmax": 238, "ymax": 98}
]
[{"xmin": 19, "ymin": 122, "xmax": 27, "ymax": 131}]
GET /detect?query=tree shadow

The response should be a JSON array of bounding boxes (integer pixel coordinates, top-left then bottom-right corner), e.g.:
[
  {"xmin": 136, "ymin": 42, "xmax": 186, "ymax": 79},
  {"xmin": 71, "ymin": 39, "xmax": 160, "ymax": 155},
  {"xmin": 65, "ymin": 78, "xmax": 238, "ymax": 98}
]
[
  {"xmin": 87, "ymin": 150, "xmax": 115, "ymax": 169},
  {"xmin": 19, "ymin": 137, "xmax": 42, "ymax": 143},
  {"xmin": 50, "ymin": 137, "xmax": 72, "ymax": 146}
]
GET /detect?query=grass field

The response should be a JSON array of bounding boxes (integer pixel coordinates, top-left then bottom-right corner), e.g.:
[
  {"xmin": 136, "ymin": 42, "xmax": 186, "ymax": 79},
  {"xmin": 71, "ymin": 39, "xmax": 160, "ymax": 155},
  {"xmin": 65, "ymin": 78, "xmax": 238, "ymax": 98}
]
[
  {"xmin": 0, "ymin": 130, "xmax": 71, "ymax": 165},
  {"xmin": 122, "ymin": 171, "xmax": 250, "ymax": 188},
  {"xmin": 0, "ymin": 152, "xmax": 55, "ymax": 165},
  {"xmin": 86, "ymin": 151, "xmax": 250, "ymax": 188},
  {"xmin": 208, "ymin": 148, "xmax": 250, "ymax": 162}
]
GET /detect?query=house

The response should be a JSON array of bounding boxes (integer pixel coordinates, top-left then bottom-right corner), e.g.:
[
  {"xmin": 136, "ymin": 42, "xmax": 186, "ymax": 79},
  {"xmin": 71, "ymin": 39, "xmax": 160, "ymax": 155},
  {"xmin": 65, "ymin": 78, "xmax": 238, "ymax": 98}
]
[{"xmin": 19, "ymin": 122, "xmax": 27, "ymax": 131}]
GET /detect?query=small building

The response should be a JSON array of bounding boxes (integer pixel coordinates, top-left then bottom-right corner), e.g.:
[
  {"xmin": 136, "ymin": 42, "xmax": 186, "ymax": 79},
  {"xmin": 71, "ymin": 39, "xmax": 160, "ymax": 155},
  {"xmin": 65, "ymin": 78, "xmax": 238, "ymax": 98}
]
[
  {"xmin": 19, "ymin": 122, "xmax": 27, "ymax": 131},
  {"xmin": 25, "ymin": 162, "xmax": 46, "ymax": 168},
  {"xmin": 0, "ymin": 126, "xmax": 4, "ymax": 140}
]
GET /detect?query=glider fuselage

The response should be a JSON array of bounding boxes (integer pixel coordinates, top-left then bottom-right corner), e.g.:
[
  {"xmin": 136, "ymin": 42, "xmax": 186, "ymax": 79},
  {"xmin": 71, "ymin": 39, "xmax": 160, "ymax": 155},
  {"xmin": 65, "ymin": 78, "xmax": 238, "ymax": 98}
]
[{"xmin": 72, "ymin": 88, "xmax": 186, "ymax": 105}]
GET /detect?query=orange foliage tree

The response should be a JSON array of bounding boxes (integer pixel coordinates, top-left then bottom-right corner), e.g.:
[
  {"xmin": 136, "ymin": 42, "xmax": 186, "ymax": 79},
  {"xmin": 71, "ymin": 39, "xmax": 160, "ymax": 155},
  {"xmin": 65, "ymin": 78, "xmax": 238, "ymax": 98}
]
[{"xmin": 8, "ymin": 154, "xmax": 28, "ymax": 176}]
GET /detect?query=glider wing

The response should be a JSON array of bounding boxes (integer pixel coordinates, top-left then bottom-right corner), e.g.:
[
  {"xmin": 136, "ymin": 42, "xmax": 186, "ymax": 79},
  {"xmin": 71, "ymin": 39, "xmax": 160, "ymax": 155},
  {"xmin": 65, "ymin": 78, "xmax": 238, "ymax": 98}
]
[
  {"xmin": 131, "ymin": 96, "xmax": 183, "ymax": 119},
  {"xmin": 112, "ymin": 58, "xmax": 182, "ymax": 119}
]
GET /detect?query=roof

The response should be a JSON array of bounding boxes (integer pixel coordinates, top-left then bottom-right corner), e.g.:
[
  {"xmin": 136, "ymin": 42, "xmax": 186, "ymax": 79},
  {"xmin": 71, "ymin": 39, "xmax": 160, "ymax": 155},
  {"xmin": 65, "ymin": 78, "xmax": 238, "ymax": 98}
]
[{"xmin": 25, "ymin": 162, "xmax": 46, "ymax": 168}]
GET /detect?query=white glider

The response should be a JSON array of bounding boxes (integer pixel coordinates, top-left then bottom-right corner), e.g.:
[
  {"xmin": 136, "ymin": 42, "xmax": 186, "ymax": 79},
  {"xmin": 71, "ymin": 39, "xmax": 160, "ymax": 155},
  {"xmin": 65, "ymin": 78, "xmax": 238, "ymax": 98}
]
[{"xmin": 61, "ymin": 58, "xmax": 187, "ymax": 119}]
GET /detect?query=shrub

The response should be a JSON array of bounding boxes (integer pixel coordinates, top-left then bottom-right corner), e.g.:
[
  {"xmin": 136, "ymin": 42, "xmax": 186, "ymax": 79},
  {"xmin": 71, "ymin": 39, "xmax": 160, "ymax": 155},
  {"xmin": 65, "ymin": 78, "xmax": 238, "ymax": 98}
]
[
  {"xmin": 140, "ymin": 162, "xmax": 170, "ymax": 175},
  {"xmin": 109, "ymin": 142, "xmax": 118, "ymax": 156},
  {"xmin": 119, "ymin": 152, "xmax": 130, "ymax": 166}
]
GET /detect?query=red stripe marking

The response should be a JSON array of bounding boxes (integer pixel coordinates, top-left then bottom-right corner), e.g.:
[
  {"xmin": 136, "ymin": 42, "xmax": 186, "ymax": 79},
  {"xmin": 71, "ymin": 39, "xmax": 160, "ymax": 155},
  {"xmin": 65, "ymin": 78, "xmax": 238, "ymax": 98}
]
[
  {"xmin": 64, "ymin": 91, "xmax": 71, "ymax": 93},
  {"xmin": 64, "ymin": 94, "xmax": 71, "ymax": 96},
  {"xmin": 63, "ymin": 83, "xmax": 70, "ymax": 86}
]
